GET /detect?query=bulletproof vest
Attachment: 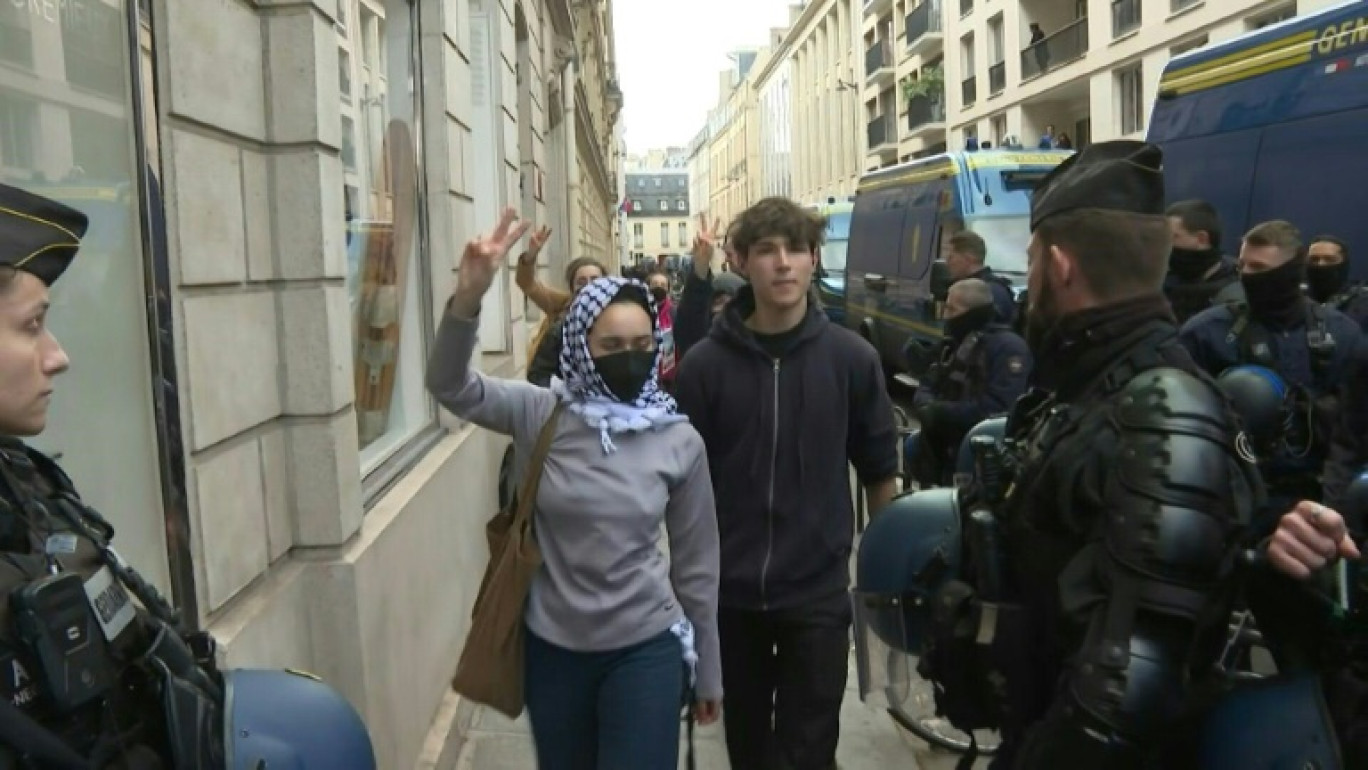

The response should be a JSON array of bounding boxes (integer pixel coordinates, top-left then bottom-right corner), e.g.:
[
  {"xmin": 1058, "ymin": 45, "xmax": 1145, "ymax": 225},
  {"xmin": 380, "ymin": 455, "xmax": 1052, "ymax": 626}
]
[
  {"xmin": 939, "ymin": 330, "xmax": 989, "ymax": 399},
  {"xmin": 0, "ymin": 442, "xmax": 156, "ymax": 761},
  {"xmin": 1225, "ymin": 299, "xmax": 1335, "ymax": 383}
]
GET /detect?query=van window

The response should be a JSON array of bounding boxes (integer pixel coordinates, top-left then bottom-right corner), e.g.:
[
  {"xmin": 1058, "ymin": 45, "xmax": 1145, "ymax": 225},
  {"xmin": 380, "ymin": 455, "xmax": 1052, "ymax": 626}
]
[
  {"xmin": 966, "ymin": 216, "xmax": 1031, "ymax": 276},
  {"xmin": 850, "ymin": 191, "xmax": 906, "ymax": 276}
]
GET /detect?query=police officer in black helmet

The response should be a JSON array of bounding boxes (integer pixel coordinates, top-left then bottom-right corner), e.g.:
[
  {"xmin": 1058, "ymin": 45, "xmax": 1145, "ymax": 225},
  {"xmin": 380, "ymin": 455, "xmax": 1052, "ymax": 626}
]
[
  {"xmin": 0, "ymin": 182, "xmax": 230, "ymax": 769},
  {"xmin": 980, "ymin": 142, "xmax": 1255, "ymax": 767}
]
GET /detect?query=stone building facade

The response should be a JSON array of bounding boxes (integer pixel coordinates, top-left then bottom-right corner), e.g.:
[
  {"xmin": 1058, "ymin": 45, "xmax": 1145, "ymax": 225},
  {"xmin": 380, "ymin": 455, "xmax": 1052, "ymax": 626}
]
[{"xmin": 0, "ymin": 0, "xmax": 620, "ymax": 767}]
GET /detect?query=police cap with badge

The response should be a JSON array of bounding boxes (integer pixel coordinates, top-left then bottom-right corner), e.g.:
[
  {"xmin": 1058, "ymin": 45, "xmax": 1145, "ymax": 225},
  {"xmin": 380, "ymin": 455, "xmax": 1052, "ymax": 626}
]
[
  {"xmin": 0, "ymin": 181, "xmax": 87, "ymax": 286},
  {"xmin": 1029, "ymin": 140, "xmax": 1166, "ymax": 232}
]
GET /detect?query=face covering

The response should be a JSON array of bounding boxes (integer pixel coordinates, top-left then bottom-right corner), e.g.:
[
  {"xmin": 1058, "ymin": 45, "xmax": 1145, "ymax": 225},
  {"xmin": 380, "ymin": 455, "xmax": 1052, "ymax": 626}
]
[
  {"xmin": 1241, "ymin": 256, "xmax": 1306, "ymax": 320},
  {"xmin": 1305, "ymin": 262, "xmax": 1349, "ymax": 303},
  {"xmin": 593, "ymin": 350, "xmax": 657, "ymax": 403},
  {"xmin": 650, "ymin": 286, "xmax": 668, "ymax": 304},
  {"xmin": 944, "ymin": 304, "xmax": 996, "ymax": 341},
  {"xmin": 1168, "ymin": 246, "xmax": 1222, "ymax": 282}
]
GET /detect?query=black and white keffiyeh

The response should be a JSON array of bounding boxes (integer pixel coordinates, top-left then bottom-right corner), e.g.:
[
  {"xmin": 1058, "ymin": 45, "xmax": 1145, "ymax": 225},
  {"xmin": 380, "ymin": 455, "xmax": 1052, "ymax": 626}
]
[{"xmin": 550, "ymin": 275, "xmax": 686, "ymax": 453}]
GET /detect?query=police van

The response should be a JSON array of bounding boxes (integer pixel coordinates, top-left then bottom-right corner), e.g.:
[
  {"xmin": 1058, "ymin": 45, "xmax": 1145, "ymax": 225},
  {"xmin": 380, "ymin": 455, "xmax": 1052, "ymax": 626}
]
[
  {"xmin": 844, "ymin": 149, "xmax": 1071, "ymax": 381},
  {"xmin": 1148, "ymin": 0, "xmax": 1368, "ymax": 279},
  {"xmin": 805, "ymin": 198, "xmax": 854, "ymax": 325}
]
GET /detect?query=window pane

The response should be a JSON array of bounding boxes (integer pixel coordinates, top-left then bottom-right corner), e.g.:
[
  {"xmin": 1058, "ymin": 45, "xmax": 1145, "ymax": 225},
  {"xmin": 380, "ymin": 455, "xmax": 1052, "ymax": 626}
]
[
  {"xmin": 1, "ymin": 0, "xmax": 171, "ymax": 591},
  {"xmin": 339, "ymin": 0, "xmax": 432, "ymax": 471}
]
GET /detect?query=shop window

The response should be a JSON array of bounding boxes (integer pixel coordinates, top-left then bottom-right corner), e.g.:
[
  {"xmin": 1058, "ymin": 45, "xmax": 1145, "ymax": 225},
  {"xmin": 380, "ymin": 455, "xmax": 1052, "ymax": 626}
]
[
  {"xmin": 1, "ymin": 0, "xmax": 172, "ymax": 593},
  {"xmin": 338, "ymin": 0, "xmax": 434, "ymax": 472}
]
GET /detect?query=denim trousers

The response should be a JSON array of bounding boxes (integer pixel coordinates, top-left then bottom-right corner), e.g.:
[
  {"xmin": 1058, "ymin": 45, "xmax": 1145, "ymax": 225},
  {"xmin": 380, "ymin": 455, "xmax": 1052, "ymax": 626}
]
[{"xmin": 524, "ymin": 626, "xmax": 684, "ymax": 770}]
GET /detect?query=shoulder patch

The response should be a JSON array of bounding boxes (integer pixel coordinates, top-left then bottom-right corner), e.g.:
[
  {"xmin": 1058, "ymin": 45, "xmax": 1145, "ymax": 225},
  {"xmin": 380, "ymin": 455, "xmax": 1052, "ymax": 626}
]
[{"xmin": 1007, "ymin": 356, "xmax": 1025, "ymax": 374}]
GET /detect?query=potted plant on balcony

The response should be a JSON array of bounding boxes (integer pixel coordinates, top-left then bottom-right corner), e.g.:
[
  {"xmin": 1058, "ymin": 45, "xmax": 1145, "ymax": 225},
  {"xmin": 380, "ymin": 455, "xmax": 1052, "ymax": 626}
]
[{"xmin": 901, "ymin": 64, "xmax": 944, "ymax": 106}]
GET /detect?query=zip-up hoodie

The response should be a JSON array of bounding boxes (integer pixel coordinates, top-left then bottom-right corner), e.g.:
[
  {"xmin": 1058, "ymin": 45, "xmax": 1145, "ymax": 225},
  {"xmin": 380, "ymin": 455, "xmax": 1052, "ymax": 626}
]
[{"xmin": 674, "ymin": 286, "xmax": 899, "ymax": 611}]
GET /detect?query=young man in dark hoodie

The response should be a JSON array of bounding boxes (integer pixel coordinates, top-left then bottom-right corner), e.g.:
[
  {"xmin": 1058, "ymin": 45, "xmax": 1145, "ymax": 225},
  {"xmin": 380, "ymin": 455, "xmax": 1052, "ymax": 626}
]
[{"xmin": 674, "ymin": 197, "xmax": 899, "ymax": 770}]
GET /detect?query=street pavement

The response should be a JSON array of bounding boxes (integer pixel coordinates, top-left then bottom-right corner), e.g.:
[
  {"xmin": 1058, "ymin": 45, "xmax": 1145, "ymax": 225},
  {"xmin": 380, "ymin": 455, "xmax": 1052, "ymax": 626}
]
[{"xmin": 454, "ymin": 646, "xmax": 990, "ymax": 770}]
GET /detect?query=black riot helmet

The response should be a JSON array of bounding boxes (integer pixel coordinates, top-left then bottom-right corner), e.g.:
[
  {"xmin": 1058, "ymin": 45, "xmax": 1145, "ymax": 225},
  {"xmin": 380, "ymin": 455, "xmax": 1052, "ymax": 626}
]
[{"xmin": 1216, "ymin": 365, "xmax": 1288, "ymax": 450}]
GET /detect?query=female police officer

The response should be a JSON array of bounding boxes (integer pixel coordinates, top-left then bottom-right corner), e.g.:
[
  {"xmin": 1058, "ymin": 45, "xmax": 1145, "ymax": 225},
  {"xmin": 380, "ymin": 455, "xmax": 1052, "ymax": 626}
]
[{"xmin": 0, "ymin": 183, "xmax": 376, "ymax": 769}]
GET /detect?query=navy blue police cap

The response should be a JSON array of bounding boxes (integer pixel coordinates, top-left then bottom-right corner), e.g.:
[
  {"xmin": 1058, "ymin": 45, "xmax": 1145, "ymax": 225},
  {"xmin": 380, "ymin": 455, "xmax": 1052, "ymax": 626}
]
[
  {"xmin": 0, "ymin": 182, "xmax": 88, "ymax": 286},
  {"xmin": 1029, "ymin": 140, "xmax": 1164, "ymax": 232}
]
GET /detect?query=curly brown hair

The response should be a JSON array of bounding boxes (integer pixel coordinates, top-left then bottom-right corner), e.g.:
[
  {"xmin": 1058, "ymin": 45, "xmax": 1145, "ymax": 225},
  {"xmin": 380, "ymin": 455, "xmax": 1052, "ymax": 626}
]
[{"xmin": 729, "ymin": 197, "xmax": 826, "ymax": 257}]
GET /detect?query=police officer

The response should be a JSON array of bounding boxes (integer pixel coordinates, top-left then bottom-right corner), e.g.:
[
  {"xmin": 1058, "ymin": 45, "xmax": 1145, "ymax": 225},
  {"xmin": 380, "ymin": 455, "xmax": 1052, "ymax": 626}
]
[
  {"xmin": 1305, "ymin": 235, "xmax": 1368, "ymax": 332},
  {"xmin": 1163, "ymin": 198, "xmax": 1243, "ymax": 324},
  {"xmin": 0, "ymin": 184, "xmax": 377, "ymax": 769},
  {"xmin": 906, "ymin": 278, "xmax": 1029, "ymax": 488},
  {"xmin": 984, "ymin": 142, "xmax": 1253, "ymax": 766},
  {"xmin": 943, "ymin": 230, "xmax": 1017, "ymax": 325},
  {"xmin": 1179, "ymin": 220, "xmax": 1362, "ymax": 521}
]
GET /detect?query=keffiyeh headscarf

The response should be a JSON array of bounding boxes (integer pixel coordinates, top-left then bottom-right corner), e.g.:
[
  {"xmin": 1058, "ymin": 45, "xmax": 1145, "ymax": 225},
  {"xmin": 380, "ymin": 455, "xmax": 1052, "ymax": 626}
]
[{"xmin": 550, "ymin": 276, "xmax": 687, "ymax": 454}]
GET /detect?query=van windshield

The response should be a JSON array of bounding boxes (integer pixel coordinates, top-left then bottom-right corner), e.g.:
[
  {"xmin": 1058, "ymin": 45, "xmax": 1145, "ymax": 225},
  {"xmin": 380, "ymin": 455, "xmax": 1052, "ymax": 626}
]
[
  {"xmin": 821, "ymin": 239, "xmax": 848, "ymax": 272},
  {"xmin": 965, "ymin": 215, "xmax": 1031, "ymax": 277}
]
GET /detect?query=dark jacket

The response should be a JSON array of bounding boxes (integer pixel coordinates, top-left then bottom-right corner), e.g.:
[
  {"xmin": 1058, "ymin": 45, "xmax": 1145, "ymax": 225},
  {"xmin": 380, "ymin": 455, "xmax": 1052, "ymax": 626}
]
[
  {"xmin": 527, "ymin": 319, "xmax": 562, "ymax": 387},
  {"xmin": 674, "ymin": 287, "xmax": 899, "ymax": 612},
  {"xmin": 972, "ymin": 266, "xmax": 1018, "ymax": 326}
]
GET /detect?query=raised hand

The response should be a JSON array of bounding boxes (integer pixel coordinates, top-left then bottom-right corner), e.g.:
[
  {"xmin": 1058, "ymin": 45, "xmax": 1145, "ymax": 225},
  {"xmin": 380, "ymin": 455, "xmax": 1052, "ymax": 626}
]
[
  {"xmin": 451, "ymin": 208, "xmax": 530, "ymax": 317},
  {"xmin": 691, "ymin": 213, "xmax": 723, "ymax": 277},
  {"xmin": 527, "ymin": 225, "xmax": 553, "ymax": 259}
]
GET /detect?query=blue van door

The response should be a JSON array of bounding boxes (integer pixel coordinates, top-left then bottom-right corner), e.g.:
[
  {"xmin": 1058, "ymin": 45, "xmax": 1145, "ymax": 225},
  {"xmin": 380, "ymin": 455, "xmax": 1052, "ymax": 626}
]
[{"xmin": 850, "ymin": 185, "xmax": 911, "ymax": 363}]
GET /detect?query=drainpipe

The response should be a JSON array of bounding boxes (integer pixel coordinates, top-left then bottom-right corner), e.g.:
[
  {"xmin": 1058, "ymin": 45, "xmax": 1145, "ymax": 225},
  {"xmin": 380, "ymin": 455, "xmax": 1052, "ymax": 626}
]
[{"xmin": 563, "ymin": 57, "xmax": 583, "ymax": 261}]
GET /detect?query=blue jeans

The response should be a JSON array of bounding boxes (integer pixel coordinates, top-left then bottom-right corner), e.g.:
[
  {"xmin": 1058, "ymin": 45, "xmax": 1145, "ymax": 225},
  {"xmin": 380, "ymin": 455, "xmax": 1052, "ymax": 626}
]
[{"xmin": 524, "ymin": 626, "xmax": 684, "ymax": 770}]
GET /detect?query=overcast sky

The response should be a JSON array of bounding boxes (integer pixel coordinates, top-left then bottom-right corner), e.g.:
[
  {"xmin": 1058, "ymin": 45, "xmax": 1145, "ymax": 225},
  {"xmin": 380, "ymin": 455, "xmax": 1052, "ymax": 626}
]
[{"xmin": 612, "ymin": 0, "xmax": 795, "ymax": 153}]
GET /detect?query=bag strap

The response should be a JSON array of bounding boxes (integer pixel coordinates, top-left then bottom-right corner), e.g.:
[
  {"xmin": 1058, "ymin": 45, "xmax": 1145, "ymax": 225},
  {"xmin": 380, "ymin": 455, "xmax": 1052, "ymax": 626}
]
[{"xmin": 511, "ymin": 401, "xmax": 566, "ymax": 527}]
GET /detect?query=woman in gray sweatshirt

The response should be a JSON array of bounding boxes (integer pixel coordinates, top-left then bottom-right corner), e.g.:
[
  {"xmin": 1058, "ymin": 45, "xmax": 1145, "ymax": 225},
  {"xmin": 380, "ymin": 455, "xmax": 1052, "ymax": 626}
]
[{"xmin": 426, "ymin": 209, "xmax": 722, "ymax": 769}]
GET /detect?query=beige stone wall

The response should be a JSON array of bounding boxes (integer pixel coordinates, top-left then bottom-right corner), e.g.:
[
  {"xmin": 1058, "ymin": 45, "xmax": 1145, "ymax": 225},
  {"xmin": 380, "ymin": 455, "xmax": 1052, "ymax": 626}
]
[{"xmin": 147, "ymin": 0, "xmax": 611, "ymax": 766}]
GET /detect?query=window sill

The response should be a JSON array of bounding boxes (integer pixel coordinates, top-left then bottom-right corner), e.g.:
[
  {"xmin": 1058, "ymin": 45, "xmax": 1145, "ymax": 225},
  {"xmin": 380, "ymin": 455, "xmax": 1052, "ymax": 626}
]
[
  {"xmin": 1110, "ymin": 28, "xmax": 1141, "ymax": 46},
  {"xmin": 1168, "ymin": 1, "xmax": 1205, "ymax": 21}
]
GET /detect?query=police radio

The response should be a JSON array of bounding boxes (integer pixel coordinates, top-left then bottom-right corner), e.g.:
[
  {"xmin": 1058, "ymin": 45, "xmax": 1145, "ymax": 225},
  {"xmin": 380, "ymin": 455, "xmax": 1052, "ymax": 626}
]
[{"xmin": 10, "ymin": 572, "xmax": 117, "ymax": 713}]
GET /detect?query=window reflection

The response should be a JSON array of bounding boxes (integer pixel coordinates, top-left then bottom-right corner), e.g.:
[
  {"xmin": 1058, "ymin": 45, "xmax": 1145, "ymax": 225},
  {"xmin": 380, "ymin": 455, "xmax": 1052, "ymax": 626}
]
[
  {"xmin": 0, "ymin": 0, "xmax": 171, "ymax": 590},
  {"xmin": 338, "ymin": 0, "xmax": 431, "ymax": 466}
]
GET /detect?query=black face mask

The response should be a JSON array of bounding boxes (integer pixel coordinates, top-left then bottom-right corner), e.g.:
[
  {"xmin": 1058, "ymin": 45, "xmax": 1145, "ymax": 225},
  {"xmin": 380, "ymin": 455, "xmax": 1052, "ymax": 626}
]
[
  {"xmin": 650, "ymin": 286, "xmax": 668, "ymax": 304},
  {"xmin": 1241, "ymin": 255, "xmax": 1307, "ymax": 320},
  {"xmin": 944, "ymin": 304, "xmax": 996, "ymax": 341},
  {"xmin": 593, "ymin": 350, "xmax": 657, "ymax": 403},
  {"xmin": 1168, "ymin": 246, "xmax": 1222, "ymax": 282},
  {"xmin": 1305, "ymin": 262, "xmax": 1349, "ymax": 303}
]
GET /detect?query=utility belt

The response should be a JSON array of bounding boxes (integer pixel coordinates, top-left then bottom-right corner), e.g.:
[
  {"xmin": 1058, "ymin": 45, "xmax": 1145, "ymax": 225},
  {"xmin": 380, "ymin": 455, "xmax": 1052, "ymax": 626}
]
[{"xmin": 0, "ymin": 456, "xmax": 224, "ymax": 768}]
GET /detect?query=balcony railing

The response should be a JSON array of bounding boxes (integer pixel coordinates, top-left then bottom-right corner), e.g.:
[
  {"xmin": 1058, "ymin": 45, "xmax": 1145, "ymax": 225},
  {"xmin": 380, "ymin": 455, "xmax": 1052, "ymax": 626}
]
[
  {"xmin": 1112, "ymin": 0, "xmax": 1141, "ymax": 37},
  {"xmin": 1021, "ymin": 17, "xmax": 1089, "ymax": 81},
  {"xmin": 961, "ymin": 76, "xmax": 977, "ymax": 105},
  {"xmin": 907, "ymin": 95, "xmax": 946, "ymax": 131},
  {"xmin": 988, "ymin": 61, "xmax": 1005, "ymax": 94},
  {"xmin": 1171, "ymin": 0, "xmax": 1201, "ymax": 11},
  {"xmin": 905, "ymin": 1, "xmax": 943, "ymax": 48},
  {"xmin": 867, "ymin": 115, "xmax": 894, "ymax": 149},
  {"xmin": 865, "ymin": 39, "xmax": 893, "ymax": 79},
  {"xmin": 959, "ymin": 0, "xmax": 972, "ymax": 16}
]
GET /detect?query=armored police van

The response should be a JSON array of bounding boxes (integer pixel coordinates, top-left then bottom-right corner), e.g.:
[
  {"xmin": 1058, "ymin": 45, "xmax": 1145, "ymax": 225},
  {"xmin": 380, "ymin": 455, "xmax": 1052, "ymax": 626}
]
[
  {"xmin": 1148, "ymin": 0, "xmax": 1368, "ymax": 279},
  {"xmin": 806, "ymin": 198, "xmax": 854, "ymax": 325},
  {"xmin": 844, "ymin": 149, "xmax": 1071, "ymax": 380}
]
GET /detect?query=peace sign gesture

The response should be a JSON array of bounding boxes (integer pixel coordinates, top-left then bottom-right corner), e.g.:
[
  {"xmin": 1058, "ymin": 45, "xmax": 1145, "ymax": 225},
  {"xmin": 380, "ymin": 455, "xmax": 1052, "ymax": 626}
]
[
  {"xmin": 451, "ymin": 207, "xmax": 531, "ymax": 317},
  {"xmin": 691, "ymin": 213, "xmax": 723, "ymax": 277},
  {"xmin": 527, "ymin": 225, "xmax": 553, "ymax": 259}
]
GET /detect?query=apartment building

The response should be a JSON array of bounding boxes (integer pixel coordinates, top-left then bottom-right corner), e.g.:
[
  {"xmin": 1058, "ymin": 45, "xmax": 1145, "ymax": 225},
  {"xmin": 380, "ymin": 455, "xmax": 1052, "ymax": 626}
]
[
  {"xmin": 944, "ymin": 0, "xmax": 1345, "ymax": 150},
  {"xmin": 707, "ymin": 49, "xmax": 766, "ymax": 227},
  {"xmin": 686, "ymin": 124, "xmax": 712, "ymax": 223},
  {"xmin": 757, "ymin": 24, "xmax": 795, "ymax": 199},
  {"xmin": 0, "ymin": 0, "xmax": 620, "ymax": 766},
  {"xmin": 863, "ymin": 0, "xmax": 951, "ymax": 171},
  {"xmin": 625, "ymin": 170, "xmax": 692, "ymax": 262}
]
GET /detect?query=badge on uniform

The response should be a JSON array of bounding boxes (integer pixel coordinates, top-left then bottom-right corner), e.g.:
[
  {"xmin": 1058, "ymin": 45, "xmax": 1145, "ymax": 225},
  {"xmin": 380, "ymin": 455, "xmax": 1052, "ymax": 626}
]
[{"xmin": 83, "ymin": 566, "xmax": 137, "ymax": 642}]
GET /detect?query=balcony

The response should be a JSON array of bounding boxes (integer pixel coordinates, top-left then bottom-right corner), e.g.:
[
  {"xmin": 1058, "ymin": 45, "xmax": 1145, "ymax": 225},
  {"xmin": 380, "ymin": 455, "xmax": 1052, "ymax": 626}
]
[
  {"xmin": 1171, "ymin": 0, "xmax": 1201, "ymax": 12},
  {"xmin": 864, "ymin": 0, "xmax": 894, "ymax": 18},
  {"xmin": 1021, "ymin": 17, "xmax": 1088, "ymax": 81},
  {"xmin": 867, "ymin": 114, "xmax": 897, "ymax": 157},
  {"xmin": 905, "ymin": 1, "xmax": 944, "ymax": 57},
  {"xmin": 1112, "ymin": 0, "xmax": 1141, "ymax": 37},
  {"xmin": 905, "ymin": 95, "xmax": 946, "ymax": 139},
  {"xmin": 988, "ymin": 61, "xmax": 1005, "ymax": 95},
  {"xmin": 865, "ymin": 39, "xmax": 896, "ymax": 86},
  {"xmin": 959, "ymin": 0, "xmax": 972, "ymax": 17},
  {"xmin": 961, "ymin": 75, "xmax": 977, "ymax": 106}
]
